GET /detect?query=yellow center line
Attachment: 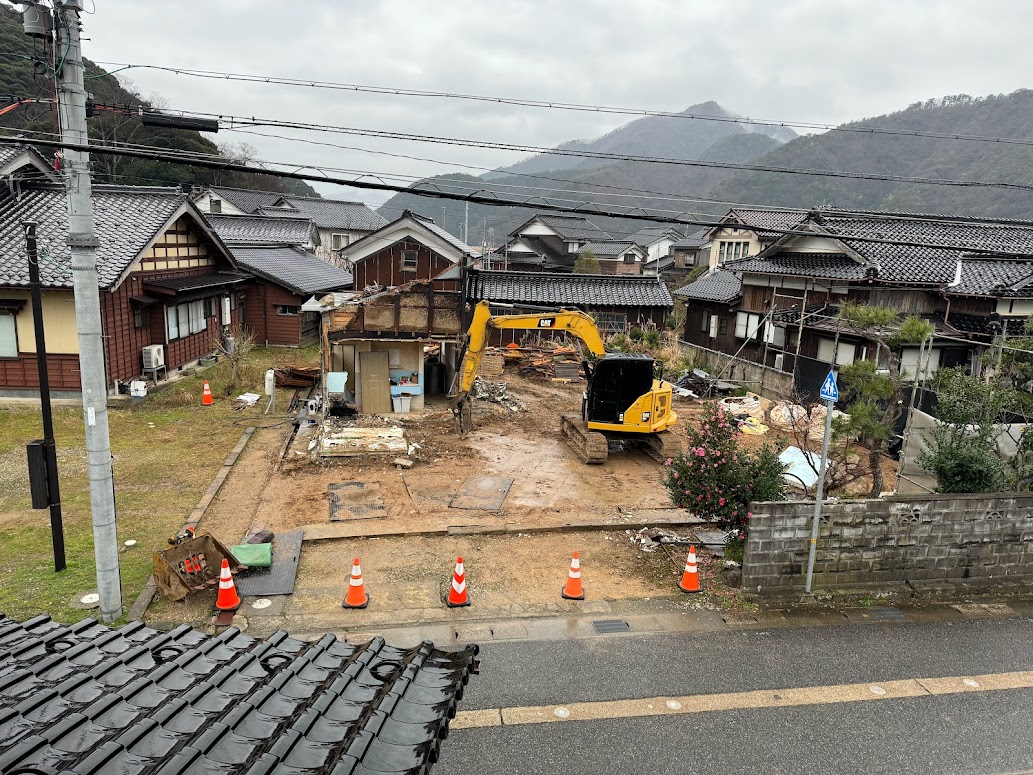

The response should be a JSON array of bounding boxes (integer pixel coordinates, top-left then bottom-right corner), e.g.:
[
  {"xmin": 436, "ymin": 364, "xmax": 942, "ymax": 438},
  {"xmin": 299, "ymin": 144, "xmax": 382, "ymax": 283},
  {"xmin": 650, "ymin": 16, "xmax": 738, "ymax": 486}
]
[{"xmin": 450, "ymin": 670, "xmax": 1033, "ymax": 730}]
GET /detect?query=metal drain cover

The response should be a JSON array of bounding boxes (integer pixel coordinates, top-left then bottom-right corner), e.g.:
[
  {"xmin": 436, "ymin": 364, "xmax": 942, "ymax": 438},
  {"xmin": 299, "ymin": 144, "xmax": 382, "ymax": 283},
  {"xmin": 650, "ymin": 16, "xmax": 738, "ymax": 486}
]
[{"xmin": 592, "ymin": 619, "xmax": 630, "ymax": 634}]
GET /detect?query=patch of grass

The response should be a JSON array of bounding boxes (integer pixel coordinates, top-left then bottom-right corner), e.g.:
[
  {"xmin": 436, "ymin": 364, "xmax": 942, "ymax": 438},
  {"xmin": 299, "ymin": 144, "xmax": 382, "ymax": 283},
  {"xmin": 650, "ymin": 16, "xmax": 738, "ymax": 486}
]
[{"xmin": 0, "ymin": 347, "xmax": 316, "ymax": 624}]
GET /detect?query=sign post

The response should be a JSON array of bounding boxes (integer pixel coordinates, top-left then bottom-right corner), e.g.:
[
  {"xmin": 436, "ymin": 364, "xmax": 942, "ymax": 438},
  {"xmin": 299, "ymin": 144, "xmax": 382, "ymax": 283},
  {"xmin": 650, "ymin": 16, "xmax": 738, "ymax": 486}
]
[{"xmin": 805, "ymin": 370, "xmax": 839, "ymax": 594}]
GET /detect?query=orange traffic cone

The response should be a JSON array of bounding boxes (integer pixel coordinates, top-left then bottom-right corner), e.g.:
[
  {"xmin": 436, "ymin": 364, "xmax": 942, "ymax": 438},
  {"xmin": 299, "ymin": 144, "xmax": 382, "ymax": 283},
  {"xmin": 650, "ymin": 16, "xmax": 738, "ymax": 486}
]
[
  {"xmin": 215, "ymin": 558, "xmax": 241, "ymax": 610},
  {"xmin": 201, "ymin": 380, "xmax": 214, "ymax": 406},
  {"xmin": 342, "ymin": 557, "xmax": 369, "ymax": 609},
  {"xmin": 561, "ymin": 551, "xmax": 585, "ymax": 600},
  {"xmin": 678, "ymin": 546, "xmax": 702, "ymax": 593},
  {"xmin": 446, "ymin": 557, "xmax": 470, "ymax": 607}
]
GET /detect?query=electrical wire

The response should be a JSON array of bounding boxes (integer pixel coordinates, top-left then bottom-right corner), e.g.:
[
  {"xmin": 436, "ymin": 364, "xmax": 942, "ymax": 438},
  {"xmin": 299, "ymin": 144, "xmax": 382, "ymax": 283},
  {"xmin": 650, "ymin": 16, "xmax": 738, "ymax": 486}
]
[
  {"xmin": 11, "ymin": 125, "xmax": 1033, "ymax": 237},
  {"xmin": 79, "ymin": 60, "xmax": 1033, "ymax": 150},
  {"xmin": 10, "ymin": 134, "xmax": 1033, "ymax": 257},
  {"xmin": 86, "ymin": 102, "xmax": 1033, "ymax": 194}
]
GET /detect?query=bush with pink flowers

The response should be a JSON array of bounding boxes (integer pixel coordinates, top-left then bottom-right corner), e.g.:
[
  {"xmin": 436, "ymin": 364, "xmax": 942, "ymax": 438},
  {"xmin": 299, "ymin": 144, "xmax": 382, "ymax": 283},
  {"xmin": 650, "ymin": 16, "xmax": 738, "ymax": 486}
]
[{"xmin": 662, "ymin": 402, "xmax": 787, "ymax": 536}]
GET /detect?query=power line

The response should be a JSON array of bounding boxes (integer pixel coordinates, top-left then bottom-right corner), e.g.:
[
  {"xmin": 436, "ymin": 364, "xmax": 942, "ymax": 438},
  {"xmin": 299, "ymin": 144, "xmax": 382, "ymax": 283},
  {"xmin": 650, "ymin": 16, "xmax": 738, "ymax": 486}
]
[
  {"xmin": 9, "ymin": 135, "xmax": 1033, "ymax": 257},
  {"xmin": 80, "ymin": 59, "xmax": 1033, "ymax": 150},
  {"xmin": 10, "ymin": 126, "xmax": 1033, "ymax": 236},
  {"xmin": 89, "ymin": 102, "xmax": 1033, "ymax": 194}
]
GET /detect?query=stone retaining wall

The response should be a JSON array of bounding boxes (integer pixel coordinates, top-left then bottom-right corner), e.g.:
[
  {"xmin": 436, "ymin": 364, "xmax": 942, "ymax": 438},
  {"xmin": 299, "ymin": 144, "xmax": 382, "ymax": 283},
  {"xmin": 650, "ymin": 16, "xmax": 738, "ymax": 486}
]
[{"xmin": 742, "ymin": 493, "xmax": 1033, "ymax": 594}]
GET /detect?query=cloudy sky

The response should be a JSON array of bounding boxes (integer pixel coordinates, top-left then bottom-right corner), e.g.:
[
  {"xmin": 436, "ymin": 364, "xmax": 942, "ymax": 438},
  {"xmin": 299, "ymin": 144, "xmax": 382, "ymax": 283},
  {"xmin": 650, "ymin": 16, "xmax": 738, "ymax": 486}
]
[{"xmin": 78, "ymin": 0, "xmax": 1033, "ymax": 207}]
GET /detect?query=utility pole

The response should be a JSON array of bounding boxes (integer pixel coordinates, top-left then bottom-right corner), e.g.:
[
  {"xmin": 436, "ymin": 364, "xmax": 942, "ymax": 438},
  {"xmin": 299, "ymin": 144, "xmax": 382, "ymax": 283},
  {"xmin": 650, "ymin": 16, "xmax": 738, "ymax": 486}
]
[
  {"xmin": 25, "ymin": 222, "xmax": 66, "ymax": 572},
  {"xmin": 51, "ymin": 0, "xmax": 122, "ymax": 622},
  {"xmin": 464, "ymin": 202, "xmax": 469, "ymax": 246}
]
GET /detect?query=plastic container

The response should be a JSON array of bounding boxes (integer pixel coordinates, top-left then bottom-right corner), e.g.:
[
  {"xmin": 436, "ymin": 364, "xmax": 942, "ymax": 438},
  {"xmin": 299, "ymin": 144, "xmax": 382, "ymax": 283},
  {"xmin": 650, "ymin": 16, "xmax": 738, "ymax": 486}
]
[
  {"xmin": 426, "ymin": 359, "xmax": 446, "ymax": 395},
  {"xmin": 392, "ymin": 394, "xmax": 412, "ymax": 413}
]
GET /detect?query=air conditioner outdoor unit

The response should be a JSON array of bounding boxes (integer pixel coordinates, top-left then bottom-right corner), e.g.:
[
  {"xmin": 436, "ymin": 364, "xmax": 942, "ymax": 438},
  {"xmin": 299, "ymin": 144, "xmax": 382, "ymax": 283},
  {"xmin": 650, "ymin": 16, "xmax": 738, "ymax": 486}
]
[{"xmin": 142, "ymin": 344, "xmax": 165, "ymax": 370}]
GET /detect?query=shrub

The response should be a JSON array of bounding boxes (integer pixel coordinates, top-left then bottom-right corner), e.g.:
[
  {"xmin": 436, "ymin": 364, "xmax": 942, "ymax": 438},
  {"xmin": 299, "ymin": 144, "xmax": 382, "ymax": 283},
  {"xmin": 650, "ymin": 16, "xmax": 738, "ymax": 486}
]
[
  {"xmin": 642, "ymin": 328, "xmax": 661, "ymax": 349},
  {"xmin": 608, "ymin": 333, "xmax": 632, "ymax": 352},
  {"xmin": 662, "ymin": 403, "xmax": 787, "ymax": 535},
  {"xmin": 628, "ymin": 327, "xmax": 645, "ymax": 342}
]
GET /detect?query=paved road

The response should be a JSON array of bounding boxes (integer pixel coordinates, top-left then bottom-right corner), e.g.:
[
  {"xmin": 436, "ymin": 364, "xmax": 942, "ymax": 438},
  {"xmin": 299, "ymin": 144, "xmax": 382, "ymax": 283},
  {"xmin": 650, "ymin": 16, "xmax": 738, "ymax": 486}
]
[{"xmin": 437, "ymin": 617, "xmax": 1033, "ymax": 774}]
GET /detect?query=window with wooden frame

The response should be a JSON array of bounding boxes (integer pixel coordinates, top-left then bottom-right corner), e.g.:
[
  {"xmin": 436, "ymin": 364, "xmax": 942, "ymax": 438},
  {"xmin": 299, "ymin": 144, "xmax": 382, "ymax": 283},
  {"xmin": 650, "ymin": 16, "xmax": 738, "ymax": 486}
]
[
  {"xmin": 209, "ymin": 198, "xmax": 222, "ymax": 214},
  {"xmin": 718, "ymin": 318, "xmax": 728, "ymax": 336},
  {"xmin": 401, "ymin": 250, "xmax": 418, "ymax": 271},
  {"xmin": 276, "ymin": 305, "xmax": 301, "ymax": 316},
  {"xmin": 332, "ymin": 233, "xmax": 349, "ymax": 250},
  {"xmin": 134, "ymin": 308, "xmax": 150, "ymax": 329},
  {"xmin": 593, "ymin": 312, "xmax": 628, "ymax": 334}
]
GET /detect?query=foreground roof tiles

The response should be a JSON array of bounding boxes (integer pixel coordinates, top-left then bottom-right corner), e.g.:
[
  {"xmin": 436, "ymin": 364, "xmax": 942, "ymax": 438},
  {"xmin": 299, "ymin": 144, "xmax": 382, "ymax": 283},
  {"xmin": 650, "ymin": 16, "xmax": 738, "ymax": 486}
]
[
  {"xmin": 0, "ymin": 613, "xmax": 478, "ymax": 774},
  {"xmin": 725, "ymin": 251, "xmax": 870, "ymax": 281},
  {"xmin": 468, "ymin": 269, "xmax": 674, "ymax": 307}
]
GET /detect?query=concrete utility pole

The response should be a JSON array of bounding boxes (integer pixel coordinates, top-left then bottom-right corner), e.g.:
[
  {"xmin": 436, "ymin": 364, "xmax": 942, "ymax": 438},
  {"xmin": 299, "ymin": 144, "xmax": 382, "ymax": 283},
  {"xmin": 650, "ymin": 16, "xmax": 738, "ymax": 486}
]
[
  {"xmin": 464, "ymin": 202, "xmax": 469, "ymax": 245},
  {"xmin": 52, "ymin": 0, "xmax": 122, "ymax": 621}
]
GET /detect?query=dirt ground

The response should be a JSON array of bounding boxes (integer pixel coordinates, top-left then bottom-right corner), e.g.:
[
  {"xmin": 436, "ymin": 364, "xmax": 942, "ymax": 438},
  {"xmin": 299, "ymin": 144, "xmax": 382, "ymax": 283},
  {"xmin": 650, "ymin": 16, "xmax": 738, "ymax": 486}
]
[{"xmin": 196, "ymin": 374, "xmax": 680, "ymax": 547}]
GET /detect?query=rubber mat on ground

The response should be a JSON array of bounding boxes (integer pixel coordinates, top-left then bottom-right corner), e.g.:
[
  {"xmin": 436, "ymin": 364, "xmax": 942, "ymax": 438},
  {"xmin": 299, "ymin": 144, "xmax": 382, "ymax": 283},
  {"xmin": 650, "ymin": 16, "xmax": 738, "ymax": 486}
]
[
  {"xmin": 235, "ymin": 529, "xmax": 303, "ymax": 596},
  {"xmin": 328, "ymin": 481, "xmax": 386, "ymax": 522},
  {"xmin": 449, "ymin": 475, "xmax": 514, "ymax": 510}
]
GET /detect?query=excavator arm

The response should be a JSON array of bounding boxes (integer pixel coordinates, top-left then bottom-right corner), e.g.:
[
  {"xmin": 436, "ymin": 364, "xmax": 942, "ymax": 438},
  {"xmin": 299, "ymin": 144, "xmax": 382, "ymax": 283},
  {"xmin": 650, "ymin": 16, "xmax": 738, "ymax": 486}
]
[{"xmin": 448, "ymin": 300, "xmax": 607, "ymax": 432}]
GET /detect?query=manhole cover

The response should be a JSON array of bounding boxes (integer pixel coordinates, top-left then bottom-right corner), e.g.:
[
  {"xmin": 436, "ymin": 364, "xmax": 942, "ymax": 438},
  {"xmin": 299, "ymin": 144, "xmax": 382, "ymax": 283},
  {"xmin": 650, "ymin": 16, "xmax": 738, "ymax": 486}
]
[
  {"xmin": 79, "ymin": 592, "xmax": 99, "ymax": 606},
  {"xmin": 251, "ymin": 599, "xmax": 272, "ymax": 610},
  {"xmin": 592, "ymin": 619, "xmax": 630, "ymax": 634}
]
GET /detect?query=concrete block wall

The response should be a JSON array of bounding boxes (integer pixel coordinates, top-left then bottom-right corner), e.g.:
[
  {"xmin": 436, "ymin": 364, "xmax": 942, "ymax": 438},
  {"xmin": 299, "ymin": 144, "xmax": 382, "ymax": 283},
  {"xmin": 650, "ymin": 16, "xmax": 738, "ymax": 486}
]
[{"xmin": 742, "ymin": 493, "xmax": 1033, "ymax": 594}]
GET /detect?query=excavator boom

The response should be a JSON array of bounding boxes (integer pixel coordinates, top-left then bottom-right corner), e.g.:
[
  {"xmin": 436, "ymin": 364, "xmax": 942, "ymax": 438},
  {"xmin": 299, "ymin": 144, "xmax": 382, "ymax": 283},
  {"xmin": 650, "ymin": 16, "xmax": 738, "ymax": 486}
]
[{"xmin": 453, "ymin": 300, "xmax": 606, "ymax": 400}]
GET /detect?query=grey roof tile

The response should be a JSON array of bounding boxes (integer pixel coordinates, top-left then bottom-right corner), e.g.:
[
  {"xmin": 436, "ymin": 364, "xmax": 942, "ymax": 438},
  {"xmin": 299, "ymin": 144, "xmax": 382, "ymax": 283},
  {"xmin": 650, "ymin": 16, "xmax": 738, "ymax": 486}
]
[
  {"xmin": 725, "ymin": 252, "xmax": 870, "ymax": 280},
  {"xmin": 581, "ymin": 241, "xmax": 641, "ymax": 257},
  {"xmin": 628, "ymin": 225, "xmax": 681, "ymax": 247},
  {"xmin": 0, "ymin": 612, "xmax": 478, "ymax": 773},
  {"xmin": 533, "ymin": 214, "xmax": 612, "ymax": 241},
  {"xmin": 951, "ymin": 259, "xmax": 1033, "ymax": 297},
  {"xmin": 673, "ymin": 269, "xmax": 742, "ymax": 302},
  {"xmin": 205, "ymin": 186, "xmax": 283, "ymax": 214},
  {"xmin": 468, "ymin": 269, "xmax": 674, "ymax": 308},
  {"xmin": 275, "ymin": 196, "xmax": 387, "ymax": 231},
  {"xmin": 672, "ymin": 229, "xmax": 709, "ymax": 249},
  {"xmin": 406, "ymin": 211, "xmax": 479, "ymax": 256},
  {"xmin": 205, "ymin": 214, "xmax": 316, "ymax": 245},
  {"xmin": 0, "ymin": 184, "xmax": 190, "ymax": 289},
  {"xmin": 229, "ymin": 245, "xmax": 353, "ymax": 295},
  {"xmin": 724, "ymin": 208, "xmax": 809, "ymax": 238}
]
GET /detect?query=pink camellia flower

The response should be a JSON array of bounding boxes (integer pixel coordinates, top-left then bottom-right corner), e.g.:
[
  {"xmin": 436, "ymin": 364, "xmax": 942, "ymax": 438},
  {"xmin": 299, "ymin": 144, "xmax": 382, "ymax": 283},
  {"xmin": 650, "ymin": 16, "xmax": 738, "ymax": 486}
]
[{"xmin": 719, "ymin": 498, "xmax": 726, "ymax": 506}]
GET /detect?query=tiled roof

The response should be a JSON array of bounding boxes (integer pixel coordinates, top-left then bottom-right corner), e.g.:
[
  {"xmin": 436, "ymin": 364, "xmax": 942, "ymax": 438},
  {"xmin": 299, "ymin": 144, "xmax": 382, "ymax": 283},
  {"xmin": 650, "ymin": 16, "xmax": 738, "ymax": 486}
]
[
  {"xmin": 468, "ymin": 269, "xmax": 674, "ymax": 308},
  {"xmin": 206, "ymin": 214, "xmax": 316, "ymax": 246},
  {"xmin": 952, "ymin": 259, "xmax": 1033, "ymax": 298},
  {"xmin": 941, "ymin": 312, "xmax": 1030, "ymax": 336},
  {"xmin": 771, "ymin": 302, "xmax": 840, "ymax": 324},
  {"xmin": 508, "ymin": 235, "xmax": 567, "ymax": 263},
  {"xmin": 582, "ymin": 241, "xmax": 641, "ymax": 258},
  {"xmin": 276, "ymin": 196, "xmax": 387, "ymax": 232},
  {"xmin": 723, "ymin": 209, "xmax": 808, "ymax": 238},
  {"xmin": 409, "ymin": 212, "xmax": 479, "ymax": 257},
  {"xmin": 533, "ymin": 214, "xmax": 612, "ymax": 241},
  {"xmin": 644, "ymin": 255, "xmax": 675, "ymax": 271},
  {"xmin": 818, "ymin": 213, "xmax": 1033, "ymax": 285},
  {"xmin": 725, "ymin": 252, "xmax": 870, "ymax": 281},
  {"xmin": 0, "ymin": 612, "xmax": 478, "ymax": 774},
  {"xmin": 673, "ymin": 270, "xmax": 742, "ymax": 303},
  {"xmin": 0, "ymin": 144, "xmax": 27, "ymax": 166},
  {"xmin": 0, "ymin": 184, "xmax": 190, "ymax": 289},
  {"xmin": 229, "ymin": 245, "xmax": 354, "ymax": 295},
  {"xmin": 205, "ymin": 186, "xmax": 283, "ymax": 214},
  {"xmin": 672, "ymin": 229, "xmax": 709, "ymax": 249},
  {"xmin": 628, "ymin": 226, "xmax": 680, "ymax": 247},
  {"xmin": 144, "ymin": 272, "xmax": 250, "ymax": 293}
]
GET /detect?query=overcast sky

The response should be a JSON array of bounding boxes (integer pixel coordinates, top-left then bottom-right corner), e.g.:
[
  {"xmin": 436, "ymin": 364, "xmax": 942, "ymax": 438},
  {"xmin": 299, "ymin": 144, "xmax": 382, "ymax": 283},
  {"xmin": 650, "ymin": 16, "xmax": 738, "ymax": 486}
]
[{"xmin": 78, "ymin": 0, "xmax": 1033, "ymax": 208}]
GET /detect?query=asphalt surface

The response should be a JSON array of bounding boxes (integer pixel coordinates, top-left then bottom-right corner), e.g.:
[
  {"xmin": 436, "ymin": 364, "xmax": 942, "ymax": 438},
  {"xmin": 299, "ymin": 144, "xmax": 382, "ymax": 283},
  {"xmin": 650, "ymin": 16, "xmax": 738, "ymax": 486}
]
[{"xmin": 438, "ymin": 617, "xmax": 1033, "ymax": 774}]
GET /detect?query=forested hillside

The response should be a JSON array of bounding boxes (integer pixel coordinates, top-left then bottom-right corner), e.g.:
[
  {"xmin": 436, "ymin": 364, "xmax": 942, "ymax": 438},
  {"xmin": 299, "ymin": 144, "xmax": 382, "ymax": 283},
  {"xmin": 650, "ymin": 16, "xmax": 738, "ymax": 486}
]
[{"xmin": 0, "ymin": 7, "xmax": 317, "ymax": 196}]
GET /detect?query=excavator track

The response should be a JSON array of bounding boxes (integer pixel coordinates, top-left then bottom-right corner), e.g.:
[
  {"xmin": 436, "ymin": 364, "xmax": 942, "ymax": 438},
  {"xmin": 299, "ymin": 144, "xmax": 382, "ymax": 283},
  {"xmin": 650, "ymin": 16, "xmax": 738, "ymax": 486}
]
[
  {"xmin": 561, "ymin": 414, "xmax": 608, "ymax": 465},
  {"xmin": 639, "ymin": 431, "xmax": 673, "ymax": 464}
]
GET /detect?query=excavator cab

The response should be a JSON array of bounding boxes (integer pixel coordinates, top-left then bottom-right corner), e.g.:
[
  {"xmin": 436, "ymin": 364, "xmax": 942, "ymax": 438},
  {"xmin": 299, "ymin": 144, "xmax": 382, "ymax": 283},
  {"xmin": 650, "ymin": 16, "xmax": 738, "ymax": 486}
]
[{"xmin": 583, "ymin": 354, "xmax": 656, "ymax": 424}]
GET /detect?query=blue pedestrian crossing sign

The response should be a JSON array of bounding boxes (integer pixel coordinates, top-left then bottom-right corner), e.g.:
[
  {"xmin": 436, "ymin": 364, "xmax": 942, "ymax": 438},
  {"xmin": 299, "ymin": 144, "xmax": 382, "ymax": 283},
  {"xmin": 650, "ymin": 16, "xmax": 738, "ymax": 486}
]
[{"xmin": 819, "ymin": 370, "xmax": 839, "ymax": 402}]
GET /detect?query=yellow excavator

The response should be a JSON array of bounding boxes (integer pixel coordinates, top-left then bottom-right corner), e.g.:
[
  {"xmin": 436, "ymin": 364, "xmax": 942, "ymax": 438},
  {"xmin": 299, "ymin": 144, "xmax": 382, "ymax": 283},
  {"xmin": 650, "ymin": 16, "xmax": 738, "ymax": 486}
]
[{"xmin": 448, "ymin": 300, "xmax": 678, "ymax": 464}]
